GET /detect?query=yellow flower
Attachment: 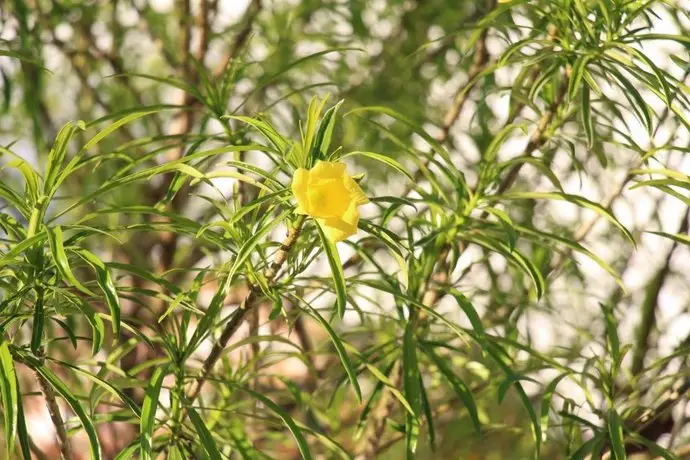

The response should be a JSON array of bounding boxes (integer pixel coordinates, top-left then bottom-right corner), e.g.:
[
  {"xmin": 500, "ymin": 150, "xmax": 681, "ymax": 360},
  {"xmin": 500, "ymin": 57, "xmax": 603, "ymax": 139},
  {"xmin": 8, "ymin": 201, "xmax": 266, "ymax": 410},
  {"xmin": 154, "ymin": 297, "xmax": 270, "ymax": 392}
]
[{"xmin": 292, "ymin": 161, "xmax": 369, "ymax": 242}]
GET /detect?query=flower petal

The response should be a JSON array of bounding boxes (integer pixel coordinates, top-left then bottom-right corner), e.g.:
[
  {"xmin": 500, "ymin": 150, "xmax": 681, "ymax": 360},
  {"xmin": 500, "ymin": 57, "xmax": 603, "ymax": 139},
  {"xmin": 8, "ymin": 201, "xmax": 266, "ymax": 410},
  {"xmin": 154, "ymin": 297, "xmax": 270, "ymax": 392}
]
[
  {"xmin": 311, "ymin": 161, "xmax": 347, "ymax": 180},
  {"xmin": 343, "ymin": 175, "xmax": 369, "ymax": 205},
  {"xmin": 319, "ymin": 202, "xmax": 359, "ymax": 242},
  {"xmin": 292, "ymin": 168, "xmax": 310, "ymax": 214}
]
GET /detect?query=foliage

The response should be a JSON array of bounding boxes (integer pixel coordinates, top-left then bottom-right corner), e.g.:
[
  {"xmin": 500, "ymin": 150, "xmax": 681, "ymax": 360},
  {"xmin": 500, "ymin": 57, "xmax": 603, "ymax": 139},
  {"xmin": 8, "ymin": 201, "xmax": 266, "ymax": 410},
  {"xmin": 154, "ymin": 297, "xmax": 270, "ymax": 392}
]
[{"xmin": 1, "ymin": 0, "xmax": 690, "ymax": 459}]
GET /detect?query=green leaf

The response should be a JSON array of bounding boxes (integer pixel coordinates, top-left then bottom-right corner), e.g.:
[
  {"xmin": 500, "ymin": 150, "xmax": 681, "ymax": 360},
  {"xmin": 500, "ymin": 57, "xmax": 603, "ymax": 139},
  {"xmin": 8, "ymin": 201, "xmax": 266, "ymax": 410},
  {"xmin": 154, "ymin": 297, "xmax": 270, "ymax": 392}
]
[
  {"xmin": 403, "ymin": 322, "xmax": 422, "ymax": 459},
  {"xmin": 362, "ymin": 363, "xmax": 416, "ymax": 416},
  {"xmin": 16, "ymin": 381, "xmax": 31, "ymax": 460},
  {"xmin": 354, "ymin": 358, "xmax": 395, "ymax": 437},
  {"xmin": 450, "ymin": 292, "xmax": 486, "ymax": 338},
  {"xmin": 230, "ymin": 385, "xmax": 313, "ymax": 460},
  {"xmin": 569, "ymin": 435, "xmax": 603, "ymax": 460},
  {"xmin": 0, "ymin": 49, "xmax": 45, "ymax": 66},
  {"xmin": 484, "ymin": 124, "xmax": 520, "ymax": 164},
  {"xmin": 484, "ymin": 192, "xmax": 634, "ymax": 244},
  {"xmin": 0, "ymin": 232, "xmax": 48, "ymax": 269},
  {"xmin": 540, "ymin": 372, "xmax": 570, "ymax": 443},
  {"xmin": 301, "ymin": 303, "xmax": 362, "ymax": 402},
  {"xmin": 339, "ymin": 150, "xmax": 413, "ymax": 181},
  {"xmin": 187, "ymin": 405, "xmax": 222, "ymax": 460},
  {"xmin": 47, "ymin": 226, "xmax": 94, "ymax": 296},
  {"xmin": 605, "ymin": 66, "xmax": 653, "ymax": 134},
  {"xmin": 418, "ymin": 373, "xmax": 436, "ymax": 452},
  {"xmin": 312, "ymin": 99, "xmax": 344, "ymax": 160},
  {"xmin": 198, "ymin": 169, "xmax": 274, "ymax": 193},
  {"xmin": 30, "ymin": 288, "xmax": 44, "ymax": 356},
  {"xmin": 420, "ymin": 343, "xmax": 481, "ymax": 433},
  {"xmin": 228, "ymin": 210, "xmax": 289, "ymax": 289},
  {"xmin": 227, "ymin": 115, "xmax": 289, "ymax": 154},
  {"xmin": 465, "ymin": 234, "xmax": 546, "ymax": 298},
  {"xmin": 0, "ymin": 181, "xmax": 30, "ymax": 218},
  {"xmin": 607, "ymin": 409, "xmax": 627, "ymax": 460},
  {"xmin": 315, "ymin": 222, "xmax": 348, "ymax": 319},
  {"xmin": 600, "ymin": 302, "xmax": 621, "ymax": 383},
  {"xmin": 73, "ymin": 249, "xmax": 121, "ymax": 338},
  {"xmin": 513, "ymin": 225, "xmax": 622, "ymax": 287},
  {"xmin": 580, "ymin": 84, "xmax": 595, "ymax": 149},
  {"xmin": 647, "ymin": 230, "xmax": 690, "ymax": 246},
  {"xmin": 82, "ymin": 109, "xmax": 161, "ymax": 152},
  {"xmin": 141, "ymin": 364, "xmax": 168, "ymax": 460},
  {"xmin": 303, "ymin": 96, "xmax": 330, "ymax": 165},
  {"xmin": 497, "ymin": 156, "xmax": 564, "ymax": 192},
  {"xmin": 54, "ymin": 360, "xmax": 140, "ymax": 417},
  {"xmin": 346, "ymin": 106, "xmax": 450, "ymax": 163},
  {"xmin": 568, "ymin": 56, "xmax": 591, "ymax": 101},
  {"xmin": 625, "ymin": 33, "xmax": 690, "ymax": 46},
  {"xmin": 43, "ymin": 121, "xmax": 85, "ymax": 195},
  {"xmin": 72, "ymin": 298, "xmax": 105, "ymax": 356},
  {"xmin": 32, "ymin": 362, "xmax": 102, "ymax": 460},
  {"xmin": 113, "ymin": 442, "xmax": 139, "ymax": 460},
  {"xmin": 0, "ymin": 148, "xmax": 41, "ymax": 206},
  {"xmin": 0, "ymin": 342, "xmax": 17, "ymax": 458}
]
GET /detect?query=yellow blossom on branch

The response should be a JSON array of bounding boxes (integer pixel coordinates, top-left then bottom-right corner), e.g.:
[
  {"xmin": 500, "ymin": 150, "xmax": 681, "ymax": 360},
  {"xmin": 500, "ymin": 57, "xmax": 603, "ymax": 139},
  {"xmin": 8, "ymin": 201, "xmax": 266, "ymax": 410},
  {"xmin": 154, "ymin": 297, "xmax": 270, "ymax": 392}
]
[{"xmin": 291, "ymin": 161, "xmax": 369, "ymax": 242}]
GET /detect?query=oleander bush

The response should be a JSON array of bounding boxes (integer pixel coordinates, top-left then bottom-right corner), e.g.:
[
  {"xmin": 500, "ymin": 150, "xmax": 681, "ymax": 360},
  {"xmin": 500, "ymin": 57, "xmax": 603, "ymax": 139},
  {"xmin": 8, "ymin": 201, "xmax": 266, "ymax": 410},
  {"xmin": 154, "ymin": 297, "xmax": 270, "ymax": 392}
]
[{"xmin": 2, "ymin": 0, "xmax": 690, "ymax": 458}]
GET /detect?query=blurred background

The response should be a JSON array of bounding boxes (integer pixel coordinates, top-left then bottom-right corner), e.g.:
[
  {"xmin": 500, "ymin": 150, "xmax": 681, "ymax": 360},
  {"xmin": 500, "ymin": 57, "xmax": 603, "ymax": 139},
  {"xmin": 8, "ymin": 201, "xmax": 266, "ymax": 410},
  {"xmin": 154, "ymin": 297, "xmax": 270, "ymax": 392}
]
[{"xmin": 3, "ymin": 0, "xmax": 690, "ymax": 458}]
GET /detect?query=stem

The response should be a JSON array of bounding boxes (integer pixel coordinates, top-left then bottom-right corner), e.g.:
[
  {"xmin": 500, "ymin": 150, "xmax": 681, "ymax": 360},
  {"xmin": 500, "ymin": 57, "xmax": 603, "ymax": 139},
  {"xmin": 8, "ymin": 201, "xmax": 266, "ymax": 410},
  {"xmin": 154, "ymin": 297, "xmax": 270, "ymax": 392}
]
[
  {"xmin": 356, "ymin": 361, "xmax": 402, "ymax": 460},
  {"xmin": 186, "ymin": 215, "xmax": 305, "ymax": 402},
  {"xmin": 630, "ymin": 209, "xmax": 689, "ymax": 376},
  {"xmin": 493, "ymin": 63, "xmax": 569, "ymax": 196},
  {"xmin": 34, "ymin": 371, "xmax": 73, "ymax": 460}
]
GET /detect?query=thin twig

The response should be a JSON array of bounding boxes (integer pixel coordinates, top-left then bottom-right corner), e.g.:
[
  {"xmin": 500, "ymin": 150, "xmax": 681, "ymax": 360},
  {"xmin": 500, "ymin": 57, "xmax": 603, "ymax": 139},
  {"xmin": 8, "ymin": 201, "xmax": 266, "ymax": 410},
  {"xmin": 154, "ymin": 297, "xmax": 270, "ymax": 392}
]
[
  {"xmin": 494, "ymin": 62, "xmax": 569, "ymax": 196},
  {"xmin": 405, "ymin": 13, "xmax": 493, "ymax": 193},
  {"xmin": 344, "ymin": 1, "xmax": 496, "ymax": 272},
  {"xmin": 630, "ymin": 210, "xmax": 688, "ymax": 375},
  {"xmin": 186, "ymin": 215, "xmax": 306, "ymax": 402},
  {"xmin": 34, "ymin": 370, "xmax": 73, "ymax": 460},
  {"xmin": 356, "ymin": 361, "xmax": 403, "ymax": 460},
  {"xmin": 354, "ymin": 5, "xmax": 498, "ymax": 453},
  {"xmin": 213, "ymin": 0, "xmax": 262, "ymax": 76}
]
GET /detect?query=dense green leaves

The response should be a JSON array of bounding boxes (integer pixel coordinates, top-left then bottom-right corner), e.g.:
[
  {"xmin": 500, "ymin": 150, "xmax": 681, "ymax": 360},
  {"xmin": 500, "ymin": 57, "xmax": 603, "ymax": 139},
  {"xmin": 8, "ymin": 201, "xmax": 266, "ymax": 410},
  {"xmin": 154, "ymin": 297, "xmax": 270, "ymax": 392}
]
[
  {"xmin": 1, "ymin": 1, "xmax": 689, "ymax": 459},
  {"xmin": 74, "ymin": 248, "xmax": 121, "ymax": 338}
]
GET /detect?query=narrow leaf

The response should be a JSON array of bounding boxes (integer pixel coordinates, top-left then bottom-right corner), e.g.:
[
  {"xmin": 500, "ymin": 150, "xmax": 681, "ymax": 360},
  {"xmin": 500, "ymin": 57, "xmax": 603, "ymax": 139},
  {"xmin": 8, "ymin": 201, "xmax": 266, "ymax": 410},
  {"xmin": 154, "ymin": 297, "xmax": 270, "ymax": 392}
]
[
  {"xmin": 141, "ymin": 364, "xmax": 168, "ymax": 460},
  {"xmin": 315, "ymin": 222, "xmax": 348, "ymax": 319},
  {"xmin": 187, "ymin": 405, "xmax": 222, "ymax": 460},
  {"xmin": 0, "ymin": 342, "xmax": 17, "ymax": 458}
]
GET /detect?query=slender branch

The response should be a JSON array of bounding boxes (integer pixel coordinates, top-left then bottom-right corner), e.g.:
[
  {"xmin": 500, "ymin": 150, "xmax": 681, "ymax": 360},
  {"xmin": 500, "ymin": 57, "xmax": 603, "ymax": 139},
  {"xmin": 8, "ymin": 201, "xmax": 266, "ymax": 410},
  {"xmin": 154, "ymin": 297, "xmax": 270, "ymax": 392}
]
[
  {"xmin": 186, "ymin": 215, "xmax": 305, "ymax": 402},
  {"xmin": 360, "ymin": 28, "xmax": 568, "ymax": 456},
  {"xmin": 354, "ymin": 7, "xmax": 499, "ymax": 454},
  {"xmin": 344, "ymin": 2, "xmax": 495, "ymax": 272},
  {"xmin": 405, "ymin": 10, "xmax": 493, "ymax": 192},
  {"xmin": 494, "ymin": 62, "xmax": 569, "ymax": 196},
  {"xmin": 356, "ymin": 242, "xmax": 451, "ymax": 459},
  {"xmin": 155, "ymin": 0, "xmax": 259, "ymax": 267},
  {"xmin": 213, "ymin": 0, "xmax": 262, "ymax": 75},
  {"xmin": 34, "ymin": 371, "xmax": 72, "ymax": 460},
  {"xmin": 629, "ymin": 211, "xmax": 686, "ymax": 376},
  {"xmin": 356, "ymin": 361, "xmax": 403, "ymax": 460}
]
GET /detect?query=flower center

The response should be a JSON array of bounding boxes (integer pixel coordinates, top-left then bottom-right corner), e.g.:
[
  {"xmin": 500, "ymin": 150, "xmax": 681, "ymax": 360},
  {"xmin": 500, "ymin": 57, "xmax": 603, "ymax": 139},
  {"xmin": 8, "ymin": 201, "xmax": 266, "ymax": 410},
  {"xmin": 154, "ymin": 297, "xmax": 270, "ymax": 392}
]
[{"xmin": 307, "ymin": 179, "xmax": 350, "ymax": 217}]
